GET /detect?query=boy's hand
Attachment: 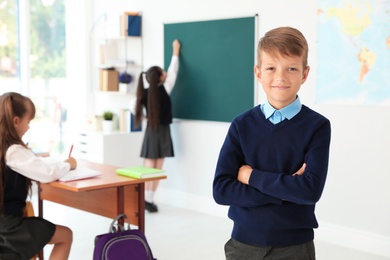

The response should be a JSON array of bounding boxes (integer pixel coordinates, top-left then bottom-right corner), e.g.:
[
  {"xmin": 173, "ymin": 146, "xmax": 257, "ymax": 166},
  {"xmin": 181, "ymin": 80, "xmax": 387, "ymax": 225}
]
[
  {"xmin": 293, "ymin": 163, "xmax": 306, "ymax": 176},
  {"xmin": 238, "ymin": 165, "xmax": 253, "ymax": 184}
]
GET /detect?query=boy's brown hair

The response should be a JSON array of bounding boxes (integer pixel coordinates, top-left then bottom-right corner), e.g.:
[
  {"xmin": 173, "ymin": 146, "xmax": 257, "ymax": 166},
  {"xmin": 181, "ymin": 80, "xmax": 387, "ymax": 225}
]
[{"xmin": 257, "ymin": 27, "xmax": 309, "ymax": 67}]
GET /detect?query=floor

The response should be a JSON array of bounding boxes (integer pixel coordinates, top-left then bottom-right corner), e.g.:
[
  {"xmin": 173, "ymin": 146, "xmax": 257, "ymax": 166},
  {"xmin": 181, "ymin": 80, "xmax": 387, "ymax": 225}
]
[{"xmin": 33, "ymin": 197, "xmax": 389, "ymax": 260}]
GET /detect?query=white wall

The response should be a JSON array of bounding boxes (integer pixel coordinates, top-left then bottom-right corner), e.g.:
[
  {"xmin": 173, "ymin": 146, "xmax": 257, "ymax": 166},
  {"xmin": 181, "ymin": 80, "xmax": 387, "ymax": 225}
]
[{"xmin": 68, "ymin": 0, "xmax": 390, "ymax": 257}]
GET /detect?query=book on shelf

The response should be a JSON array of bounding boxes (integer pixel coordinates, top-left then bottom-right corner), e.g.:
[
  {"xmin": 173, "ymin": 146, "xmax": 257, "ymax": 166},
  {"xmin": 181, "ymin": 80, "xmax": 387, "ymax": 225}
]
[
  {"xmin": 121, "ymin": 12, "xmax": 142, "ymax": 37},
  {"xmin": 116, "ymin": 166, "xmax": 166, "ymax": 179},
  {"xmin": 119, "ymin": 109, "xmax": 142, "ymax": 132},
  {"xmin": 119, "ymin": 109, "xmax": 130, "ymax": 132}
]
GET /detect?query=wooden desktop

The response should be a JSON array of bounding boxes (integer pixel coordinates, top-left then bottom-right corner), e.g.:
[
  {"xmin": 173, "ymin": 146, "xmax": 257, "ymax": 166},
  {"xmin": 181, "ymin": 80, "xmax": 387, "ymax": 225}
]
[{"xmin": 37, "ymin": 160, "xmax": 166, "ymax": 259}]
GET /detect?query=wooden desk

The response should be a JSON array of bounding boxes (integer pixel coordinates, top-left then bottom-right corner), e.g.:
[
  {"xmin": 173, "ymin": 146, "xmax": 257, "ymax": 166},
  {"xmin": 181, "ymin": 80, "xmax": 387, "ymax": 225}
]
[{"xmin": 38, "ymin": 160, "xmax": 166, "ymax": 233}]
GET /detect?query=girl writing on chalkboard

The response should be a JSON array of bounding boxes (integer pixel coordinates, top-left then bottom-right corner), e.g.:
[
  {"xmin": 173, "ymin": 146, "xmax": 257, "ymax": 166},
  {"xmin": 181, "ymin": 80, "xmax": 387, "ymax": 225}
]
[
  {"xmin": 0, "ymin": 92, "xmax": 76, "ymax": 259},
  {"xmin": 134, "ymin": 39, "xmax": 181, "ymax": 213}
]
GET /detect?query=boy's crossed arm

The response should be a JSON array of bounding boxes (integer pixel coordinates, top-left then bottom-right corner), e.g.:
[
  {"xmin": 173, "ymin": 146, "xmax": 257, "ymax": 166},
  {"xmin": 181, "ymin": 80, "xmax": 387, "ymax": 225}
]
[
  {"xmin": 237, "ymin": 161, "xmax": 327, "ymax": 205},
  {"xmin": 237, "ymin": 163, "xmax": 306, "ymax": 184}
]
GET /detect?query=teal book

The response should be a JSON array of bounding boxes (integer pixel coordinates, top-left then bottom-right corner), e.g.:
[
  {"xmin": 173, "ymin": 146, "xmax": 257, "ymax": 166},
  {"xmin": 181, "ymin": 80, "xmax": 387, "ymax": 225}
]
[{"xmin": 116, "ymin": 166, "xmax": 166, "ymax": 179}]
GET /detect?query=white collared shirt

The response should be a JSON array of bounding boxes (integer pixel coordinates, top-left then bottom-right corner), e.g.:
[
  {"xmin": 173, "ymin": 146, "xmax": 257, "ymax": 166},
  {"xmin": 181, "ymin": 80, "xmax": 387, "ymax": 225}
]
[
  {"xmin": 260, "ymin": 96, "xmax": 302, "ymax": 124},
  {"xmin": 6, "ymin": 144, "xmax": 70, "ymax": 183}
]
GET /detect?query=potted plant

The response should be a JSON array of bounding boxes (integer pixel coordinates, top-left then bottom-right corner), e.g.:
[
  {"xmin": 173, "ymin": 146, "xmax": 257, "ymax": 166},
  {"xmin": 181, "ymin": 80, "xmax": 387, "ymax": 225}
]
[
  {"xmin": 103, "ymin": 111, "xmax": 114, "ymax": 121},
  {"xmin": 102, "ymin": 111, "xmax": 114, "ymax": 132}
]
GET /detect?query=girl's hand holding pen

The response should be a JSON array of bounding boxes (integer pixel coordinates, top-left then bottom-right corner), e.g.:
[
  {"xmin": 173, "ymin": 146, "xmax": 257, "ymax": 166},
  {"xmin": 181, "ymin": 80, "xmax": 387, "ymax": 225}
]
[
  {"xmin": 65, "ymin": 157, "xmax": 77, "ymax": 170},
  {"xmin": 66, "ymin": 145, "xmax": 77, "ymax": 169}
]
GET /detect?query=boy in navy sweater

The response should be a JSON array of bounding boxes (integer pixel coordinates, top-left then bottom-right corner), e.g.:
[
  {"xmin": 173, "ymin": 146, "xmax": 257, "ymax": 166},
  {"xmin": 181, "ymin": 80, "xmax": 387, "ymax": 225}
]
[{"xmin": 213, "ymin": 27, "xmax": 331, "ymax": 259}]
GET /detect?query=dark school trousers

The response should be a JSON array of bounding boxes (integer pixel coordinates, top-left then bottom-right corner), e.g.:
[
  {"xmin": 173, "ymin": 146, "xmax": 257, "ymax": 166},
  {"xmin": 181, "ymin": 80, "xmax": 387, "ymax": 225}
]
[{"xmin": 225, "ymin": 238, "xmax": 315, "ymax": 260}]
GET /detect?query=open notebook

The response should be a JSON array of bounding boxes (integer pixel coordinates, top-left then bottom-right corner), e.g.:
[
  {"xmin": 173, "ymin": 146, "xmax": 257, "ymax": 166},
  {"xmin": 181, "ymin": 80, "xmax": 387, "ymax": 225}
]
[{"xmin": 59, "ymin": 167, "xmax": 101, "ymax": 182}]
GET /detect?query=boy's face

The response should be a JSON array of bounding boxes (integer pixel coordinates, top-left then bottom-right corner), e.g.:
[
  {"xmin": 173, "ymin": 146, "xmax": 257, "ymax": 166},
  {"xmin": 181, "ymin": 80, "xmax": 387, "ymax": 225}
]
[{"xmin": 254, "ymin": 50, "xmax": 310, "ymax": 110}]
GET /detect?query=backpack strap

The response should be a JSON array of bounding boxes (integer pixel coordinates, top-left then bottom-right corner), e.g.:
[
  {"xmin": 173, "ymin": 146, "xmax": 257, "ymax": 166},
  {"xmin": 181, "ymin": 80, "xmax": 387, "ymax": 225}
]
[{"xmin": 109, "ymin": 213, "xmax": 130, "ymax": 233}]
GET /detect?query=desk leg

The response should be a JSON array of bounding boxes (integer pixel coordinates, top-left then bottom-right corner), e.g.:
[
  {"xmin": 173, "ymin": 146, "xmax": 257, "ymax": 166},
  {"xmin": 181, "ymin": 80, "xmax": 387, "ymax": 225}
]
[
  {"xmin": 117, "ymin": 186, "xmax": 125, "ymax": 227},
  {"xmin": 118, "ymin": 184, "xmax": 144, "ymax": 232},
  {"xmin": 138, "ymin": 183, "xmax": 145, "ymax": 232}
]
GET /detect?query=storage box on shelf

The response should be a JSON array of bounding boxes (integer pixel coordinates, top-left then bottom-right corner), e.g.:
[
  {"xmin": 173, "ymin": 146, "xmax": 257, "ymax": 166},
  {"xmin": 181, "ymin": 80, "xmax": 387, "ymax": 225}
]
[{"xmin": 99, "ymin": 68, "xmax": 119, "ymax": 91}]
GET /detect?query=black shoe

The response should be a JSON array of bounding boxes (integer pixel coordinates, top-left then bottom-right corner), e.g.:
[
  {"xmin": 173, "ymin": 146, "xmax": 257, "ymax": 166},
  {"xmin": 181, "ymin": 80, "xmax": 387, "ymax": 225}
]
[{"xmin": 145, "ymin": 201, "xmax": 158, "ymax": 213}]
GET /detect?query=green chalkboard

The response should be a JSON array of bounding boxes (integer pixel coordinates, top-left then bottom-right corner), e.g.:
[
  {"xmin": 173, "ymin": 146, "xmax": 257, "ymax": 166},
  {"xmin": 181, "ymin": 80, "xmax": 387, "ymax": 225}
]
[{"xmin": 164, "ymin": 17, "xmax": 256, "ymax": 122}]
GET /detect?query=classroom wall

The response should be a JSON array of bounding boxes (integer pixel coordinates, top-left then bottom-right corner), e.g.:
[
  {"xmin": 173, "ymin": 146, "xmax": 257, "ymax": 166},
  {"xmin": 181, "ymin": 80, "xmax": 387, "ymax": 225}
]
[{"xmin": 70, "ymin": 0, "xmax": 390, "ymax": 257}]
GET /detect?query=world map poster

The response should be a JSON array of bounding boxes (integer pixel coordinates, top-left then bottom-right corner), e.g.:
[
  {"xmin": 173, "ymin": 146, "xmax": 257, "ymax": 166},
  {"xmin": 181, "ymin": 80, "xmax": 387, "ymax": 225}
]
[{"xmin": 317, "ymin": 0, "xmax": 390, "ymax": 106}]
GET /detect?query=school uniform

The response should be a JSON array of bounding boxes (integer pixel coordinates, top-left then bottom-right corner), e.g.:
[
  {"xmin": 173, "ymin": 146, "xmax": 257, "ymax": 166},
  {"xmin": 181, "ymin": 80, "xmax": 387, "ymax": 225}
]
[
  {"xmin": 140, "ymin": 55, "xmax": 179, "ymax": 159},
  {"xmin": 213, "ymin": 97, "xmax": 331, "ymax": 258},
  {"xmin": 0, "ymin": 145, "xmax": 70, "ymax": 259}
]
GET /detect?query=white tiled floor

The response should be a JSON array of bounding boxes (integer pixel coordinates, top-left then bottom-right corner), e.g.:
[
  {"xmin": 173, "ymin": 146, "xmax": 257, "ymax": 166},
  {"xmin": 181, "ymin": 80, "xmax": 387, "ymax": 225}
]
[{"xmin": 34, "ymin": 198, "xmax": 389, "ymax": 260}]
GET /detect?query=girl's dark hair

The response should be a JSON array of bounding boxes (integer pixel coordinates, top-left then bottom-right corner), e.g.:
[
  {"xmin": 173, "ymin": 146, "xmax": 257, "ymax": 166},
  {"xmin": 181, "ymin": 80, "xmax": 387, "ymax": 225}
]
[
  {"xmin": 134, "ymin": 66, "xmax": 163, "ymax": 130},
  {"xmin": 0, "ymin": 92, "xmax": 35, "ymax": 210}
]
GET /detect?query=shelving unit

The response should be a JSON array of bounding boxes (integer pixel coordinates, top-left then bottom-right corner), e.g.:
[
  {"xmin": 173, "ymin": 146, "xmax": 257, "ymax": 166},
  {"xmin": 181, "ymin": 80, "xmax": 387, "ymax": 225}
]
[{"xmin": 89, "ymin": 12, "xmax": 143, "ymax": 95}]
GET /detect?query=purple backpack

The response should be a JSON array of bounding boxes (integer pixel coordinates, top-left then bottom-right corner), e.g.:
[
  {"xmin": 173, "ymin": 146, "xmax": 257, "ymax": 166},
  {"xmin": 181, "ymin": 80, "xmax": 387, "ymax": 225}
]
[{"xmin": 93, "ymin": 214, "xmax": 156, "ymax": 260}]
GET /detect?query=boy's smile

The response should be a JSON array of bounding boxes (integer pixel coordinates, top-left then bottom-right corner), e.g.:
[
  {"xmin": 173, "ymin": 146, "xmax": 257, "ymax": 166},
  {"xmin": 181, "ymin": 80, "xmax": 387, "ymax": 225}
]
[{"xmin": 254, "ymin": 51, "xmax": 310, "ymax": 110}]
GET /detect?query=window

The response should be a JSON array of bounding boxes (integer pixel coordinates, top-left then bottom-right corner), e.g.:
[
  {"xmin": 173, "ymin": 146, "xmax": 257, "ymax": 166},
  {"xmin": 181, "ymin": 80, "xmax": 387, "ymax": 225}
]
[
  {"xmin": 28, "ymin": 0, "xmax": 68, "ymax": 155},
  {"xmin": 0, "ymin": 0, "xmax": 19, "ymax": 92},
  {"xmin": 0, "ymin": 0, "xmax": 69, "ymax": 156}
]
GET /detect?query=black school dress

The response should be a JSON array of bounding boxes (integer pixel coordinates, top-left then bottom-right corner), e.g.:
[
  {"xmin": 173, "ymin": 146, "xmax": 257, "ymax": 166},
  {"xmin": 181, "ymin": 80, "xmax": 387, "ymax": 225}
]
[{"xmin": 0, "ymin": 168, "xmax": 55, "ymax": 260}]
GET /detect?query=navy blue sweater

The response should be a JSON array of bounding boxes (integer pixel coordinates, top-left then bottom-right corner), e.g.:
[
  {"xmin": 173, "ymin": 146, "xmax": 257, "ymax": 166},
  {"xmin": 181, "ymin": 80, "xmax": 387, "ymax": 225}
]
[{"xmin": 213, "ymin": 104, "xmax": 331, "ymax": 246}]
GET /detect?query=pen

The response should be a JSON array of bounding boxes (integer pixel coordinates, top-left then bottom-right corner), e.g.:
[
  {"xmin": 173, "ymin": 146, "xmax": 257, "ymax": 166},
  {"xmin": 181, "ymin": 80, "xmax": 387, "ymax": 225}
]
[{"xmin": 68, "ymin": 144, "xmax": 73, "ymax": 158}]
